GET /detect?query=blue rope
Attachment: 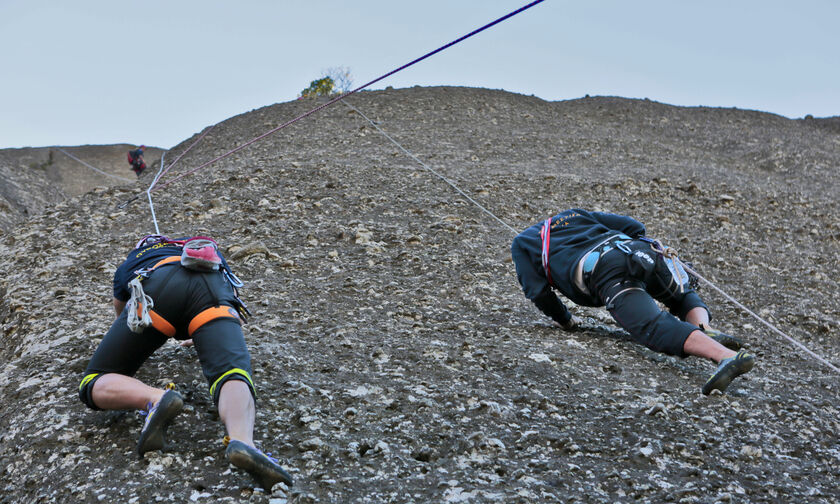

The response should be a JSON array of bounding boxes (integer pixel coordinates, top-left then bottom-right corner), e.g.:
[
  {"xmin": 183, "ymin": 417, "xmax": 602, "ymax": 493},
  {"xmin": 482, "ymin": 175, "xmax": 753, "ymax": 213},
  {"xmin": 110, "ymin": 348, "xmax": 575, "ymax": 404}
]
[{"xmin": 153, "ymin": 0, "xmax": 546, "ymax": 191}]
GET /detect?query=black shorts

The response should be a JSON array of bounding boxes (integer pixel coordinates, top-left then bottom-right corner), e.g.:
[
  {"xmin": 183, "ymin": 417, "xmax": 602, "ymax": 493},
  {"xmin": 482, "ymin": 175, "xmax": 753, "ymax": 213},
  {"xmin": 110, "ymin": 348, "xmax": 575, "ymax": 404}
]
[
  {"xmin": 589, "ymin": 240, "xmax": 708, "ymax": 357},
  {"xmin": 80, "ymin": 265, "xmax": 253, "ymax": 408}
]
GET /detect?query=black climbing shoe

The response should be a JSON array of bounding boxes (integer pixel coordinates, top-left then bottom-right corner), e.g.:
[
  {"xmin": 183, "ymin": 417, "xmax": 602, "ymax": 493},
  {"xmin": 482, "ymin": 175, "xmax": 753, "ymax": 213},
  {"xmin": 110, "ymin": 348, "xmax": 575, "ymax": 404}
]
[
  {"xmin": 137, "ymin": 388, "xmax": 184, "ymax": 458},
  {"xmin": 700, "ymin": 325, "xmax": 743, "ymax": 350},
  {"xmin": 226, "ymin": 439, "xmax": 294, "ymax": 491},
  {"xmin": 702, "ymin": 350, "xmax": 755, "ymax": 395}
]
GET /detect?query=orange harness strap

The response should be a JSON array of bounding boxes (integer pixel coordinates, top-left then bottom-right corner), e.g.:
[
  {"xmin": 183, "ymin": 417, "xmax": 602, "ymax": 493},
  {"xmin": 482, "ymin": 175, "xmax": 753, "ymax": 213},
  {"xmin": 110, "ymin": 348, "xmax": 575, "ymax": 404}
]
[
  {"xmin": 151, "ymin": 256, "xmax": 182, "ymax": 269},
  {"xmin": 189, "ymin": 306, "xmax": 240, "ymax": 337},
  {"xmin": 135, "ymin": 303, "xmax": 176, "ymax": 337}
]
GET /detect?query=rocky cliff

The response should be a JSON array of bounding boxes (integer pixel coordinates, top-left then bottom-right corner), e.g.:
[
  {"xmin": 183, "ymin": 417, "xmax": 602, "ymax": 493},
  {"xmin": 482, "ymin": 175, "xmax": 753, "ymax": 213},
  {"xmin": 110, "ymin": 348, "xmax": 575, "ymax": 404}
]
[
  {"xmin": 0, "ymin": 144, "xmax": 163, "ymax": 232},
  {"xmin": 0, "ymin": 87, "xmax": 838, "ymax": 503}
]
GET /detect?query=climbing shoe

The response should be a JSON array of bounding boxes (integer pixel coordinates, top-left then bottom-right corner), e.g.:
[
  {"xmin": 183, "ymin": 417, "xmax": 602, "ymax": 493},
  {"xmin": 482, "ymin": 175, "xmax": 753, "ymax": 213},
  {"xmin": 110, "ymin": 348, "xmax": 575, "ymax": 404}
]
[
  {"xmin": 700, "ymin": 325, "xmax": 743, "ymax": 350},
  {"xmin": 226, "ymin": 438, "xmax": 293, "ymax": 491},
  {"xmin": 137, "ymin": 387, "xmax": 184, "ymax": 458},
  {"xmin": 702, "ymin": 350, "xmax": 755, "ymax": 395}
]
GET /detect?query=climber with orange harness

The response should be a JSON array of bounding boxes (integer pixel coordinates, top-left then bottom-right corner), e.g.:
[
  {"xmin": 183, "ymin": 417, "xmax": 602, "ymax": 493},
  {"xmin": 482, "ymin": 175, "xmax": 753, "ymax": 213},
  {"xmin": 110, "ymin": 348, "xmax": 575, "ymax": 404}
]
[
  {"xmin": 511, "ymin": 209, "xmax": 755, "ymax": 395},
  {"xmin": 78, "ymin": 234, "xmax": 292, "ymax": 492}
]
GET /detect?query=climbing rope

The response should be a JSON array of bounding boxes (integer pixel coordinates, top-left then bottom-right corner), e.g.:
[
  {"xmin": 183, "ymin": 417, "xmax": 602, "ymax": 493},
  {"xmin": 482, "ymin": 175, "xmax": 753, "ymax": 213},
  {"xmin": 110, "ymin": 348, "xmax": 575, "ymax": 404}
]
[
  {"xmin": 348, "ymin": 97, "xmax": 840, "ymax": 377},
  {"xmin": 146, "ymin": 152, "xmax": 167, "ymax": 234},
  {"xmin": 680, "ymin": 258, "xmax": 840, "ymax": 375},
  {"xmin": 56, "ymin": 148, "xmax": 134, "ymax": 182},
  {"xmin": 146, "ymin": 0, "xmax": 545, "ymax": 193},
  {"xmin": 117, "ymin": 123, "xmax": 216, "ymax": 232},
  {"xmin": 151, "ymin": 124, "xmax": 217, "ymax": 191},
  {"xmin": 646, "ymin": 241, "xmax": 840, "ymax": 375},
  {"xmin": 140, "ymin": 124, "xmax": 217, "ymax": 233},
  {"xmin": 343, "ymin": 100, "xmax": 520, "ymax": 235}
]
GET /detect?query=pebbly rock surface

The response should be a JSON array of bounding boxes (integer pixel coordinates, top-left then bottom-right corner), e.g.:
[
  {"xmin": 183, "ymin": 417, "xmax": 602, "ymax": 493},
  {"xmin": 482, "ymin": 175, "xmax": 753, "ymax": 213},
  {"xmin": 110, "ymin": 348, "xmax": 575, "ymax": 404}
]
[
  {"xmin": 0, "ymin": 144, "xmax": 164, "ymax": 232},
  {"xmin": 0, "ymin": 86, "xmax": 838, "ymax": 503}
]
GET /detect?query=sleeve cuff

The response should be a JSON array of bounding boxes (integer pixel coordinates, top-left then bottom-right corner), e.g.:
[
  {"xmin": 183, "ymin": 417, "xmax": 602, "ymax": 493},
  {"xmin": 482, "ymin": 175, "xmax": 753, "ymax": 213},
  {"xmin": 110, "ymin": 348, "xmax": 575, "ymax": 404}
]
[{"xmin": 532, "ymin": 292, "xmax": 572, "ymax": 324}]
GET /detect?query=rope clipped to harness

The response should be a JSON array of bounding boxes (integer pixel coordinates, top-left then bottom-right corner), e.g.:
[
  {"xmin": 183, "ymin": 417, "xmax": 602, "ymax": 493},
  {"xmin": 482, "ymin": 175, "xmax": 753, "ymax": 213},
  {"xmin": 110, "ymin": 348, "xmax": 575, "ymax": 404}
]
[
  {"xmin": 640, "ymin": 238, "xmax": 840, "ymax": 375},
  {"xmin": 640, "ymin": 237, "xmax": 691, "ymax": 295},
  {"xmin": 650, "ymin": 238, "xmax": 677, "ymax": 259},
  {"xmin": 126, "ymin": 277, "xmax": 154, "ymax": 334}
]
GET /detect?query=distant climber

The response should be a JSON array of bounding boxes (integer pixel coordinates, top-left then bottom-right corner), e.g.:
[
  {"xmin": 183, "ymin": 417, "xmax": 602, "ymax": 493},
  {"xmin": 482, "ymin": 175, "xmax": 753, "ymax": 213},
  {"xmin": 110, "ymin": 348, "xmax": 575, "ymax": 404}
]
[
  {"xmin": 127, "ymin": 145, "xmax": 146, "ymax": 177},
  {"xmin": 511, "ymin": 209, "xmax": 755, "ymax": 395},
  {"xmin": 78, "ymin": 234, "xmax": 293, "ymax": 492}
]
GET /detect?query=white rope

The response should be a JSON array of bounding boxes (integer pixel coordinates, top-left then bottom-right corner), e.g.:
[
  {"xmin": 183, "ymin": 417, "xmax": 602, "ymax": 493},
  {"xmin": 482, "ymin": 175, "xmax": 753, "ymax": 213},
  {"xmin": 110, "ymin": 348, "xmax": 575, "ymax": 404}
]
[
  {"xmin": 146, "ymin": 151, "xmax": 167, "ymax": 235},
  {"xmin": 56, "ymin": 148, "xmax": 134, "ymax": 182},
  {"xmin": 343, "ymin": 101, "xmax": 519, "ymax": 236}
]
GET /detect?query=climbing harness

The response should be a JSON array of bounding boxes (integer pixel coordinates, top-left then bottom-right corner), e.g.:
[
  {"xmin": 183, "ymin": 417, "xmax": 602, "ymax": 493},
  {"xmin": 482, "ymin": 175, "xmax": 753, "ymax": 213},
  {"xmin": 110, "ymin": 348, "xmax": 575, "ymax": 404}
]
[
  {"xmin": 570, "ymin": 233, "xmax": 633, "ymax": 296},
  {"xmin": 124, "ymin": 236, "xmax": 251, "ymax": 336}
]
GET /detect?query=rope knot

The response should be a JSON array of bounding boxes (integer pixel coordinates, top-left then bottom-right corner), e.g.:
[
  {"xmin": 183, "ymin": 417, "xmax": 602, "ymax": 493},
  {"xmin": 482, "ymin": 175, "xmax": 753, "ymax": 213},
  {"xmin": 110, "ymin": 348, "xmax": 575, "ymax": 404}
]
[{"xmin": 649, "ymin": 239, "xmax": 678, "ymax": 259}]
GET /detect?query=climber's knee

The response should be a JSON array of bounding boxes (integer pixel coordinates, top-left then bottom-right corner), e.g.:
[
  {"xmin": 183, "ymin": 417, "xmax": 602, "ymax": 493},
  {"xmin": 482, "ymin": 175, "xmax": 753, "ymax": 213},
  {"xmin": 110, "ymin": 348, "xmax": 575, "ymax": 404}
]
[
  {"xmin": 78, "ymin": 373, "xmax": 103, "ymax": 410},
  {"xmin": 209, "ymin": 368, "xmax": 256, "ymax": 406}
]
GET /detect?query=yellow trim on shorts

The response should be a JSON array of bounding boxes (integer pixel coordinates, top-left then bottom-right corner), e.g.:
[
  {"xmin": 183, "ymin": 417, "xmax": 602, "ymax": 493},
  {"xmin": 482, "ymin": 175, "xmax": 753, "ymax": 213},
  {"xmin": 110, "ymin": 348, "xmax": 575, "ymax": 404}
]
[
  {"xmin": 209, "ymin": 368, "xmax": 255, "ymax": 398},
  {"xmin": 79, "ymin": 373, "xmax": 100, "ymax": 391}
]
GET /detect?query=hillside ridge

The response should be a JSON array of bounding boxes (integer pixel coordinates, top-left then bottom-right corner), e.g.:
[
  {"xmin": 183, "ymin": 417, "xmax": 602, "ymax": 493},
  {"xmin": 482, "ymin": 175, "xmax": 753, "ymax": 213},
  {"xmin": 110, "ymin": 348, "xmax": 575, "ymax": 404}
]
[{"xmin": 0, "ymin": 86, "xmax": 837, "ymax": 503}]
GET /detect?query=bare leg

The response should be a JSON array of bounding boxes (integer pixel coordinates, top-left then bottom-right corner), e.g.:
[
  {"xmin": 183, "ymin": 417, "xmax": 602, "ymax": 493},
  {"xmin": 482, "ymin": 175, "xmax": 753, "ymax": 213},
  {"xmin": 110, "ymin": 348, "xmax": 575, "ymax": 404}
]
[
  {"xmin": 685, "ymin": 307, "xmax": 710, "ymax": 328},
  {"xmin": 218, "ymin": 380, "xmax": 255, "ymax": 447},
  {"xmin": 91, "ymin": 373, "xmax": 165, "ymax": 410},
  {"xmin": 683, "ymin": 330, "xmax": 736, "ymax": 363}
]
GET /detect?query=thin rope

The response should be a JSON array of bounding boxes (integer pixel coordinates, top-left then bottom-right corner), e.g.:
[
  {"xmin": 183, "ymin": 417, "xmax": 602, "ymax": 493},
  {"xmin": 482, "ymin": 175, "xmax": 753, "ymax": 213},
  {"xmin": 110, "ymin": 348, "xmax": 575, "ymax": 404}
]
[
  {"xmin": 680, "ymin": 259, "xmax": 840, "ymax": 375},
  {"xmin": 140, "ymin": 123, "xmax": 215, "ymax": 232},
  {"xmin": 150, "ymin": 0, "xmax": 545, "ymax": 193},
  {"xmin": 645, "ymin": 241, "xmax": 840, "ymax": 375},
  {"xmin": 350, "ymin": 98, "xmax": 839, "ymax": 377},
  {"xmin": 150, "ymin": 124, "xmax": 217, "ymax": 191},
  {"xmin": 146, "ymin": 151, "xmax": 166, "ymax": 234},
  {"xmin": 344, "ymin": 100, "xmax": 519, "ymax": 235},
  {"xmin": 56, "ymin": 148, "xmax": 134, "ymax": 182},
  {"xmin": 117, "ymin": 125, "xmax": 216, "ymax": 211}
]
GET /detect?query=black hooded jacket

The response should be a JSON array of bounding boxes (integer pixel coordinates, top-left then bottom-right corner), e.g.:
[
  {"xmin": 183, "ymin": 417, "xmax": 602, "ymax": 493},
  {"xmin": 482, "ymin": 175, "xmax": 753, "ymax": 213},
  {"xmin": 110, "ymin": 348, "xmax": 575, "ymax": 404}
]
[{"xmin": 511, "ymin": 208, "xmax": 645, "ymax": 323}]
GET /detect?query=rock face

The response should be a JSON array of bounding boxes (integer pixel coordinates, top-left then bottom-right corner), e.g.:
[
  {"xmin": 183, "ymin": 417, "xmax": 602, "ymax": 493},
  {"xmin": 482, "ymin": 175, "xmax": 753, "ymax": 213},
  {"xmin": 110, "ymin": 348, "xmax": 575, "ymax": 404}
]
[
  {"xmin": 0, "ymin": 144, "xmax": 164, "ymax": 232},
  {"xmin": 0, "ymin": 87, "xmax": 838, "ymax": 503}
]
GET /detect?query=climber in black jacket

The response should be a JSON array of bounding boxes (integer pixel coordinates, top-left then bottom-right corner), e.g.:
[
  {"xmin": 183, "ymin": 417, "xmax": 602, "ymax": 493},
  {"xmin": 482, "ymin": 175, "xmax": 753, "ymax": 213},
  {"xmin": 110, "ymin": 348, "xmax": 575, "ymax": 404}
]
[{"xmin": 511, "ymin": 208, "xmax": 754, "ymax": 395}]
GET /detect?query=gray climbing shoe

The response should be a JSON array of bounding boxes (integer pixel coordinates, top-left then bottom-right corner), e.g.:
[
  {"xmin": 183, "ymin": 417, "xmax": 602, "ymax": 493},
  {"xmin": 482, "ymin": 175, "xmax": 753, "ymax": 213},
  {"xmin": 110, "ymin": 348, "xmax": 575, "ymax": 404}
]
[
  {"xmin": 702, "ymin": 350, "xmax": 755, "ymax": 395},
  {"xmin": 226, "ymin": 438, "xmax": 293, "ymax": 491},
  {"xmin": 137, "ymin": 387, "xmax": 183, "ymax": 458}
]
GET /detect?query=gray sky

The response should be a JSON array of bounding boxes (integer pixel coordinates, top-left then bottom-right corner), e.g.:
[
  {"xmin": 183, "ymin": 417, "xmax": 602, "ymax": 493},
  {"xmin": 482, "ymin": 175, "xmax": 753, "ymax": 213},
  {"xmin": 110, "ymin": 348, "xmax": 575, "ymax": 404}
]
[{"xmin": 1, "ymin": 0, "xmax": 837, "ymax": 149}]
